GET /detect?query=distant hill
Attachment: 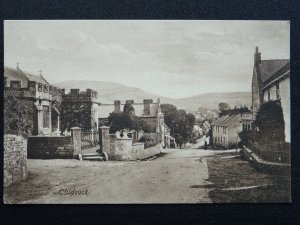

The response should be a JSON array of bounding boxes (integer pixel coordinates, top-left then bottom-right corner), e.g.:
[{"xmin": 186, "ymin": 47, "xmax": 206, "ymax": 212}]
[
  {"xmin": 53, "ymin": 80, "xmax": 251, "ymax": 112},
  {"xmin": 53, "ymin": 80, "xmax": 163, "ymax": 103},
  {"xmin": 163, "ymin": 92, "xmax": 252, "ymax": 112}
]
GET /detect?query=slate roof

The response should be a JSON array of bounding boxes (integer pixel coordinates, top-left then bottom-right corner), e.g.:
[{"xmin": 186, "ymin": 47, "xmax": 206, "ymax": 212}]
[
  {"xmin": 212, "ymin": 114, "xmax": 241, "ymax": 127},
  {"xmin": 262, "ymin": 62, "xmax": 290, "ymax": 87},
  {"xmin": 211, "ymin": 115, "xmax": 229, "ymax": 126},
  {"xmin": 98, "ymin": 102, "xmax": 159, "ymax": 118},
  {"xmin": 5, "ymin": 67, "xmax": 49, "ymax": 85},
  {"xmin": 258, "ymin": 59, "xmax": 289, "ymax": 84}
]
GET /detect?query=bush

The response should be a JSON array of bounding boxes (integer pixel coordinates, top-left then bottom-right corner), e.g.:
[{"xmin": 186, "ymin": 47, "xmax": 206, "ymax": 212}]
[{"xmin": 139, "ymin": 133, "xmax": 162, "ymax": 148}]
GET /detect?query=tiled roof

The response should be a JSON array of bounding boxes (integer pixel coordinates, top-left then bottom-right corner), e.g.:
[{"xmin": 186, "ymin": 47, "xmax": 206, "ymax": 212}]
[
  {"xmin": 212, "ymin": 114, "xmax": 241, "ymax": 127},
  {"xmin": 211, "ymin": 115, "xmax": 229, "ymax": 126},
  {"xmin": 262, "ymin": 62, "xmax": 290, "ymax": 87},
  {"xmin": 258, "ymin": 59, "xmax": 289, "ymax": 84},
  {"xmin": 221, "ymin": 114, "xmax": 241, "ymax": 127}
]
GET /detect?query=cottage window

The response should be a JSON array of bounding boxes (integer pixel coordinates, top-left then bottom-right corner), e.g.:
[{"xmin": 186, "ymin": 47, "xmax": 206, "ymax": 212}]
[
  {"xmin": 44, "ymin": 85, "xmax": 48, "ymax": 93},
  {"xmin": 49, "ymin": 86, "xmax": 52, "ymax": 94},
  {"xmin": 11, "ymin": 81, "xmax": 21, "ymax": 89},
  {"xmin": 276, "ymin": 83, "xmax": 280, "ymax": 100},
  {"xmin": 43, "ymin": 106, "xmax": 50, "ymax": 128}
]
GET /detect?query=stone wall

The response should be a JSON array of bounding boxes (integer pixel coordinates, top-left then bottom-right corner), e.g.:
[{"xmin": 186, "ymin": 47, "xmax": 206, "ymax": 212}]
[
  {"xmin": 27, "ymin": 136, "xmax": 74, "ymax": 159},
  {"xmin": 4, "ymin": 135, "xmax": 28, "ymax": 187},
  {"xmin": 106, "ymin": 131, "xmax": 161, "ymax": 161}
]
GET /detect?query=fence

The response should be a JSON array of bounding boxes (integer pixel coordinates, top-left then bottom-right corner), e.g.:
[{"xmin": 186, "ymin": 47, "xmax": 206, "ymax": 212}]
[
  {"xmin": 81, "ymin": 129, "xmax": 100, "ymax": 150},
  {"xmin": 249, "ymin": 143, "xmax": 290, "ymax": 163}
]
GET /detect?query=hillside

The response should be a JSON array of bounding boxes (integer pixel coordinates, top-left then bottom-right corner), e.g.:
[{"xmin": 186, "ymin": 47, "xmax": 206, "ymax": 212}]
[
  {"xmin": 53, "ymin": 80, "xmax": 251, "ymax": 111},
  {"xmin": 164, "ymin": 92, "xmax": 252, "ymax": 112}
]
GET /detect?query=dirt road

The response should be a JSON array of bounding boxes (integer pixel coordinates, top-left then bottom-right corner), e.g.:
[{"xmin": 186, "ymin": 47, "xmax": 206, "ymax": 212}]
[{"xmin": 4, "ymin": 149, "xmax": 226, "ymax": 204}]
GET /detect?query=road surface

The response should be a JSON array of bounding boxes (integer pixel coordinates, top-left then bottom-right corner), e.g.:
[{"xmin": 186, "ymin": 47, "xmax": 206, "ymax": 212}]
[{"xmin": 4, "ymin": 149, "xmax": 230, "ymax": 204}]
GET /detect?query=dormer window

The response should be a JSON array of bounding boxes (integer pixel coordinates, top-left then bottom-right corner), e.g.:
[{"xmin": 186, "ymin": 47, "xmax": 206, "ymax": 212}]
[
  {"xmin": 44, "ymin": 85, "xmax": 48, "ymax": 93},
  {"xmin": 49, "ymin": 86, "xmax": 52, "ymax": 94}
]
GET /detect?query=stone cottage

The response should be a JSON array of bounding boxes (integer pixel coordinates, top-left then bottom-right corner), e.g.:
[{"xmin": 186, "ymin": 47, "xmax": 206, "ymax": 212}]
[
  {"xmin": 252, "ymin": 47, "xmax": 290, "ymax": 142},
  {"xmin": 211, "ymin": 114, "xmax": 242, "ymax": 149},
  {"xmin": 4, "ymin": 66, "xmax": 62, "ymax": 135}
]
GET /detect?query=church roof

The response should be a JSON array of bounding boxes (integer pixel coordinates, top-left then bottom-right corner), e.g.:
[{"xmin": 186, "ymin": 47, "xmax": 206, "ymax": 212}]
[
  {"xmin": 258, "ymin": 59, "xmax": 289, "ymax": 84},
  {"xmin": 4, "ymin": 67, "xmax": 49, "ymax": 85}
]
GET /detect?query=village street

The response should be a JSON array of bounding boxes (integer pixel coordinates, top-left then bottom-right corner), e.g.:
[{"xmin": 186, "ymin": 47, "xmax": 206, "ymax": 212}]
[{"xmin": 4, "ymin": 148, "xmax": 234, "ymax": 204}]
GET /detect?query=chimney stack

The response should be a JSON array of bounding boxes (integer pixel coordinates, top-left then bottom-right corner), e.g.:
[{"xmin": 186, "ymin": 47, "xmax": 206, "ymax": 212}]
[
  {"xmin": 114, "ymin": 100, "xmax": 121, "ymax": 112},
  {"xmin": 254, "ymin": 46, "xmax": 261, "ymax": 65},
  {"xmin": 125, "ymin": 100, "xmax": 134, "ymax": 105}
]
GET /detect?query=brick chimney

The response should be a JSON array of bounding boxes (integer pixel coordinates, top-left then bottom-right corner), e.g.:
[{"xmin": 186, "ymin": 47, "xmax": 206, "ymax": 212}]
[
  {"xmin": 114, "ymin": 100, "xmax": 121, "ymax": 112},
  {"xmin": 125, "ymin": 100, "xmax": 134, "ymax": 105},
  {"xmin": 254, "ymin": 46, "xmax": 261, "ymax": 65},
  {"xmin": 143, "ymin": 99, "xmax": 153, "ymax": 115}
]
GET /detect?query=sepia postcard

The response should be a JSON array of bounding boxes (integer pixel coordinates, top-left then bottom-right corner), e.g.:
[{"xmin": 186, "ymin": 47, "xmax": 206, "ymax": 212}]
[{"xmin": 3, "ymin": 20, "xmax": 291, "ymax": 204}]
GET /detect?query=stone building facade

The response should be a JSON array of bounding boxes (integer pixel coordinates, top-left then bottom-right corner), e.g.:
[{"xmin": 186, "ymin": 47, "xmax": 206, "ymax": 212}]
[
  {"xmin": 211, "ymin": 114, "xmax": 242, "ymax": 149},
  {"xmin": 251, "ymin": 47, "xmax": 290, "ymax": 142},
  {"xmin": 4, "ymin": 66, "xmax": 62, "ymax": 135},
  {"xmin": 60, "ymin": 89, "xmax": 100, "ymax": 131},
  {"xmin": 98, "ymin": 98, "xmax": 165, "ymax": 133}
]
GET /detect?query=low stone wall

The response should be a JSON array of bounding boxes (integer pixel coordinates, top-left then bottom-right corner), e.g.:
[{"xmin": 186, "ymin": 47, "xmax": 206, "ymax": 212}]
[
  {"xmin": 241, "ymin": 146, "xmax": 290, "ymax": 175},
  {"xmin": 27, "ymin": 136, "xmax": 74, "ymax": 159},
  {"xmin": 4, "ymin": 135, "xmax": 28, "ymax": 187},
  {"xmin": 107, "ymin": 133, "xmax": 162, "ymax": 161}
]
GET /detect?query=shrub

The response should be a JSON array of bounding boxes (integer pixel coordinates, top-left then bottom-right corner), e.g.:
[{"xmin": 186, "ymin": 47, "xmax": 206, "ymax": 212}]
[{"xmin": 139, "ymin": 133, "xmax": 162, "ymax": 148}]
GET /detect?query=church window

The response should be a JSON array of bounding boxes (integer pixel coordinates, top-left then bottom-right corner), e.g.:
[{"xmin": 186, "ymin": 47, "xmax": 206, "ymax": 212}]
[
  {"xmin": 38, "ymin": 84, "xmax": 42, "ymax": 92},
  {"xmin": 43, "ymin": 106, "xmax": 50, "ymax": 128}
]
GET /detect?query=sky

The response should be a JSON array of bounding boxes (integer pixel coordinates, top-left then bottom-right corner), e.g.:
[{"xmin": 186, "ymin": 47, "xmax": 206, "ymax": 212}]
[{"xmin": 4, "ymin": 20, "xmax": 290, "ymax": 99}]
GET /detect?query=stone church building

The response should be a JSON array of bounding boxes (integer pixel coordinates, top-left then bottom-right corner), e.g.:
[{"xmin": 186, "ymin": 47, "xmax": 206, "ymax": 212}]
[
  {"xmin": 251, "ymin": 47, "xmax": 290, "ymax": 143},
  {"xmin": 4, "ymin": 66, "xmax": 62, "ymax": 135}
]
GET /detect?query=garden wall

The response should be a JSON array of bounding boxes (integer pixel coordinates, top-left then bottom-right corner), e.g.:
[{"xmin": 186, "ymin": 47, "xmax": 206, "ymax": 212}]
[
  {"xmin": 106, "ymin": 131, "xmax": 162, "ymax": 161},
  {"xmin": 4, "ymin": 135, "xmax": 28, "ymax": 187},
  {"xmin": 27, "ymin": 136, "xmax": 74, "ymax": 159}
]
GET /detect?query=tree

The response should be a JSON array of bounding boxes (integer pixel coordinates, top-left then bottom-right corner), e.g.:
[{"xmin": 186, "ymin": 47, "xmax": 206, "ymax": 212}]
[
  {"xmin": 219, "ymin": 106, "xmax": 251, "ymax": 117},
  {"xmin": 123, "ymin": 102, "xmax": 135, "ymax": 115},
  {"xmin": 254, "ymin": 100, "xmax": 285, "ymax": 143},
  {"xmin": 107, "ymin": 112, "xmax": 134, "ymax": 134},
  {"xmin": 107, "ymin": 103, "xmax": 151, "ymax": 134},
  {"xmin": 218, "ymin": 102, "xmax": 230, "ymax": 112},
  {"xmin": 4, "ymin": 90, "xmax": 28, "ymax": 136},
  {"xmin": 161, "ymin": 104, "xmax": 195, "ymax": 144}
]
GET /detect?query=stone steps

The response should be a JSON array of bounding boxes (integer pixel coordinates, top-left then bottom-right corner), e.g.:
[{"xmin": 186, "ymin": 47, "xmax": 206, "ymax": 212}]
[{"xmin": 81, "ymin": 152, "xmax": 108, "ymax": 161}]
